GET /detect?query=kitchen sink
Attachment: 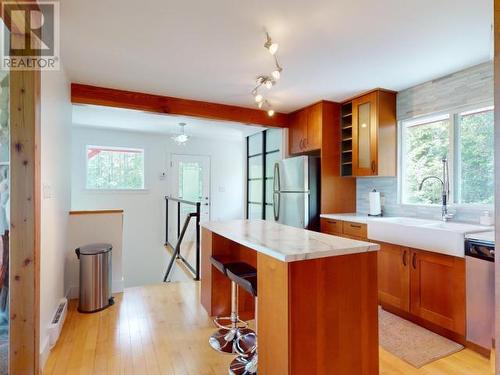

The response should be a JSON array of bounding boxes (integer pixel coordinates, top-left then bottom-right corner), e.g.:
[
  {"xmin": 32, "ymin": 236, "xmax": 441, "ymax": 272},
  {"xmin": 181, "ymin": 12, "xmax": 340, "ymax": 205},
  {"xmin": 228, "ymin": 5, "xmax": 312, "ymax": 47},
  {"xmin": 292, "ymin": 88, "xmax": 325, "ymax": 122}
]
[{"xmin": 367, "ymin": 217, "xmax": 491, "ymax": 257}]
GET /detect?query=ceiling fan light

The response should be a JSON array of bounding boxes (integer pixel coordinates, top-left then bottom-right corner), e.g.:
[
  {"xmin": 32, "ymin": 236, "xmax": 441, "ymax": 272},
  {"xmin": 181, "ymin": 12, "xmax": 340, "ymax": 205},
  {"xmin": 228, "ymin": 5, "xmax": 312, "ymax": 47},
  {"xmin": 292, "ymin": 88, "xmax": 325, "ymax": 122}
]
[
  {"xmin": 265, "ymin": 80, "xmax": 273, "ymax": 89},
  {"xmin": 172, "ymin": 123, "xmax": 189, "ymax": 145},
  {"xmin": 258, "ymin": 101, "xmax": 264, "ymax": 108},
  {"xmin": 271, "ymin": 69, "xmax": 281, "ymax": 80},
  {"xmin": 254, "ymin": 94, "xmax": 263, "ymax": 103}
]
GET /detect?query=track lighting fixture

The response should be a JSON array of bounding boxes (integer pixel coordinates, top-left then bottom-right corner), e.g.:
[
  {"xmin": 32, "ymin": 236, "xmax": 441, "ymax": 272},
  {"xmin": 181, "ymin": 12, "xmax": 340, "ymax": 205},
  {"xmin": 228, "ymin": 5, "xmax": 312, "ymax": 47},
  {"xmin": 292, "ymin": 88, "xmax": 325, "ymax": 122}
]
[
  {"xmin": 271, "ymin": 57, "xmax": 283, "ymax": 80},
  {"xmin": 264, "ymin": 32, "xmax": 279, "ymax": 55},
  {"xmin": 250, "ymin": 31, "xmax": 284, "ymax": 116}
]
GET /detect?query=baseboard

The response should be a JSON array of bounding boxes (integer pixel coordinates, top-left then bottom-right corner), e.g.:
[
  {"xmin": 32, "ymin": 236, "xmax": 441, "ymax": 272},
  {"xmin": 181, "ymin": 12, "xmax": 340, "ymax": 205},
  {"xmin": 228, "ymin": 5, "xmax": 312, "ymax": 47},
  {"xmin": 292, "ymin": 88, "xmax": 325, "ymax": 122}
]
[{"xmin": 66, "ymin": 277, "xmax": 124, "ymax": 300}]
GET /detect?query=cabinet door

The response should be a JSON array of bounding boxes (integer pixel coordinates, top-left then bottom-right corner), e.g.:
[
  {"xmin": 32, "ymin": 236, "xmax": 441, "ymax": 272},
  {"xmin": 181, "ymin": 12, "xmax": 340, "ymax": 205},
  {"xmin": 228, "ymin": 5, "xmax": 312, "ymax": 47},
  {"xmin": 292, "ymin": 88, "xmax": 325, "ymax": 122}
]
[
  {"xmin": 410, "ymin": 249, "xmax": 465, "ymax": 335},
  {"xmin": 289, "ymin": 110, "xmax": 307, "ymax": 155},
  {"xmin": 305, "ymin": 103, "xmax": 322, "ymax": 151},
  {"xmin": 320, "ymin": 218, "xmax": 342, "ymax": 235},
  {"xmin": 352, "ymin": 92, "xmax": 378, "ymax": 176},
  {"xmin": 378, "ymin": 243, "xmax": 410, "ymax": 311}
]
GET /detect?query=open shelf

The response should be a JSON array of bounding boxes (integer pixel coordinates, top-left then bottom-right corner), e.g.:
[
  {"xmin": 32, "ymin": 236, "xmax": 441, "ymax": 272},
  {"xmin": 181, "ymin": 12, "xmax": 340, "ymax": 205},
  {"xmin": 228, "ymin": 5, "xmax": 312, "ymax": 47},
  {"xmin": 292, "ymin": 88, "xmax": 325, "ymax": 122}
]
[{"xmin": 340, "ymin": 102, "xmax": 353, "ymax": 177}]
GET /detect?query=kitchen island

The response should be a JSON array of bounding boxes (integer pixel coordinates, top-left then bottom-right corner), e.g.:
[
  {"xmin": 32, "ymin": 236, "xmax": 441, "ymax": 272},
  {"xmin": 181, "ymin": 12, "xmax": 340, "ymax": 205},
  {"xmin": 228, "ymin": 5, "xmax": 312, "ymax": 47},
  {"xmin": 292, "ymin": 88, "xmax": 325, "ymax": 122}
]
[{"xmin": 200, "ymin": 219, "xmax": 380, "ymax": 374}]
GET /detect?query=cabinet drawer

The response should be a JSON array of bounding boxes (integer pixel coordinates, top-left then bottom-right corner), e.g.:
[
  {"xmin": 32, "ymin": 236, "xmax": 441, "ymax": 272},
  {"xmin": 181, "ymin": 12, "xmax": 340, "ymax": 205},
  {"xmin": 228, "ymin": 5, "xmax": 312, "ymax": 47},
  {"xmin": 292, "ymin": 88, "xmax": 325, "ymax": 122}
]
[
  {"xmin": 342, "ymin": 221, "xmax": 367, "ymax": 239},
  {"xmin": 320, "ymin": 218, "xmax": 342, "ymax": 235}
]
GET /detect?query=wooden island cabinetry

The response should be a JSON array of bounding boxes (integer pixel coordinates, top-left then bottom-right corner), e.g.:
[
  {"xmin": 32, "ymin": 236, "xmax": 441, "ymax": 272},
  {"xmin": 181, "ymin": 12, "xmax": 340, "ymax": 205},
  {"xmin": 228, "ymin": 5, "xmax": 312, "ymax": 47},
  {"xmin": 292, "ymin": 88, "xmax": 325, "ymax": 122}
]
[
  {"xmin": 201, "ymin": 220, "xmax": 380, "ymax": 374},
  {"xmin": 320, "ymin": 217, "xmax": 466, "ymax": 341}
]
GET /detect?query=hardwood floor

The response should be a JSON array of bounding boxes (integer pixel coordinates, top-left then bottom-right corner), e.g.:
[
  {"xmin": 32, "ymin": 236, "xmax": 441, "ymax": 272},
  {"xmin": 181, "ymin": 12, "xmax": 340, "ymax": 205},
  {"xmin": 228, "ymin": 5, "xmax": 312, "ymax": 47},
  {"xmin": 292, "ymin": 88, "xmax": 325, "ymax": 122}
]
[{"xmin": 43, "ymin": 282, "xmax": 491, "ymax": 375}]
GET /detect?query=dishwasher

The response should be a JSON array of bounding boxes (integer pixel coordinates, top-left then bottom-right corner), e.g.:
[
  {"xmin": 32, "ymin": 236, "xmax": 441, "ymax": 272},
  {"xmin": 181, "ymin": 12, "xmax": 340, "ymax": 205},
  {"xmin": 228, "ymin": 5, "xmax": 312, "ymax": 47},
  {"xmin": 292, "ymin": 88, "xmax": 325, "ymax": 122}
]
[{"xmin": 465, "ymin": 231, "xmax": 494, "ymax": 350}]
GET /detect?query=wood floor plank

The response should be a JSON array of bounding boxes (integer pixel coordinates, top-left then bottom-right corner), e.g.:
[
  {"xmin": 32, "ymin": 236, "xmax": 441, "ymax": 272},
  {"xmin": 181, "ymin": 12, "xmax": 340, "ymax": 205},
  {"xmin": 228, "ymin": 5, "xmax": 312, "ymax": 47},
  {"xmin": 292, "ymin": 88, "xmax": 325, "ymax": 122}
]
[{"xmin": 43, "ymin": 282, "xmax": 490, "ymax": 375}]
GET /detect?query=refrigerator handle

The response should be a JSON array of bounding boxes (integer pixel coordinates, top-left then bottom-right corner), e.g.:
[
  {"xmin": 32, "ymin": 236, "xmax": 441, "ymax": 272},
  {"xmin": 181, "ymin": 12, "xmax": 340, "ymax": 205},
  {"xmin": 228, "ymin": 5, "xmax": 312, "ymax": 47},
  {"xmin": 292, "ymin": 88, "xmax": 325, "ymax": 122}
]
[
  {"xmin": 273, "ymin": 162, "xmax": 280, "ymax": 192},
  {"xmin": 273, "ymin": 192, "xmax": 280, "ymax": 221},
  {"xmin": 273, "ymin": 162, "xmax": 280, "ymax": 221}
]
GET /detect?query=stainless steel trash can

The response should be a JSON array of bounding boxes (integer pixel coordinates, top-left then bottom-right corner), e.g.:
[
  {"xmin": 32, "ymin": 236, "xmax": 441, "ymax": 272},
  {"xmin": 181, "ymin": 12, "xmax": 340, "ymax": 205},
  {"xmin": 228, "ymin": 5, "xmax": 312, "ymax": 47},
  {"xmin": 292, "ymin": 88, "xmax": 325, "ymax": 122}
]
[{"xmin": 75, "ymin": 243, "xmax": 114, "ymax": 313}]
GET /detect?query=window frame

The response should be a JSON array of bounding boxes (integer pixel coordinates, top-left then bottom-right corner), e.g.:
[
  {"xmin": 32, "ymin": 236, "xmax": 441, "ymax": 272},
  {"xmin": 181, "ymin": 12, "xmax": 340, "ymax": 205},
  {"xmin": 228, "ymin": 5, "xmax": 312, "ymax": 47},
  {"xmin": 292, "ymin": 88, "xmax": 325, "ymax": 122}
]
[
  {"xmin": 85, "ymin": 145, "xmax": 146, "ymax": 191},
  {"xmin": 245, "ymin": 129, "xmax": 282, "ymax": 220},
  {"xmin": 398, "ymin": 103, "xmax": 494, "ymax": 208}
]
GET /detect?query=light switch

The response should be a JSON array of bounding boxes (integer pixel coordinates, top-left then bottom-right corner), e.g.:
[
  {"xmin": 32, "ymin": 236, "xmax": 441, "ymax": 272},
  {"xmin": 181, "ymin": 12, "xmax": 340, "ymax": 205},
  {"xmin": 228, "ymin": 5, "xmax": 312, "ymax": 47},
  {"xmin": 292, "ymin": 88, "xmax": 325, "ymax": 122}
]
[{"xmin": 43, "ymin": 184, "xmax": 52, "ymax": 199}]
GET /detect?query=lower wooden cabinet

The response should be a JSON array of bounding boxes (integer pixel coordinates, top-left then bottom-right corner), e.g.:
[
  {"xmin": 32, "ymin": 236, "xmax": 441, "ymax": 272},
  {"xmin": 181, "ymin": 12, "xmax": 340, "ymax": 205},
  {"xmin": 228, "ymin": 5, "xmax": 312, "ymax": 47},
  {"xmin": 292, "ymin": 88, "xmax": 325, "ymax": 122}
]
[
  {"xmin": 377, "ymin": 242, "xmax": 410, "ymax": 311},
  {"xmin": 320, "ymin": 218, "xmax": 465, "ymax": 337},
  {"xmin": 410, "ymin": 249, "xmax": 465, "ymax": 335},
  {"xmin": 320, "ymin": 218, "xmax": 367, "ymax": 240},
  {"xmin": 378, "ymin": 242, "xmax": 465, "ymax": 336}
]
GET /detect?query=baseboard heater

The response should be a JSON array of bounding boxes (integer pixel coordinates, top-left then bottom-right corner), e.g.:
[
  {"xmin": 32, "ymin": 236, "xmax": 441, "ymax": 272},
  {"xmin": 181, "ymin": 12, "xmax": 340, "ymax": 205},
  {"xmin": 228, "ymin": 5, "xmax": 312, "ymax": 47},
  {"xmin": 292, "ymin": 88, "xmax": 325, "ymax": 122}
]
[{"xmin": 48, "ymin": 298, "xmax": 68, "ymax": 348}]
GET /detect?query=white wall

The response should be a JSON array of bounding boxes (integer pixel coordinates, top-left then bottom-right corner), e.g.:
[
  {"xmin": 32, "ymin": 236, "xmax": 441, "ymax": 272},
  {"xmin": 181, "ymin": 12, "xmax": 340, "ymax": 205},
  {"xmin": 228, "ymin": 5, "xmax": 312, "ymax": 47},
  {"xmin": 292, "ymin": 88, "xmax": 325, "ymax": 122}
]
[
  {"xmin": 67, "ymin": 212, "xmax": 124, "ymax": 298},
  {"xmin": 39, "ymin": 68, "xmax": 72, "ymax": 367},
  {"xmin": 70, "ymin": 127, "xmax": 245, "ymax": 287}
]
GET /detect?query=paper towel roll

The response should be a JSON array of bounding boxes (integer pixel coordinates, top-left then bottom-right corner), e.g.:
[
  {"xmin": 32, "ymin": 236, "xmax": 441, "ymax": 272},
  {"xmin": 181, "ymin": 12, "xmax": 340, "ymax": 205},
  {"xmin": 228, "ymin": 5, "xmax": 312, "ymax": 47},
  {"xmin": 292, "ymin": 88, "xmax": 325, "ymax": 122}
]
[{"xmin": 369, "ymin": 190, "xmax": 381, "ymax": 216}]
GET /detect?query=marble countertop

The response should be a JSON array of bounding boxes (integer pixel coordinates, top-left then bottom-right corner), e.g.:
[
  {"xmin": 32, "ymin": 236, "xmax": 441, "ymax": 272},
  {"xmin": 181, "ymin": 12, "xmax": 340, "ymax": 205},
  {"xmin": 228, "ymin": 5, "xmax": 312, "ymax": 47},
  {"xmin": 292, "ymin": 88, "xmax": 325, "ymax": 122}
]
[
  {"xmin": 320, "ymin": 213, "xmax": 371, "ymax": 224},
  {"xmin": 201, "ymin": 219, "xmax": 379, "ymax": 262}
]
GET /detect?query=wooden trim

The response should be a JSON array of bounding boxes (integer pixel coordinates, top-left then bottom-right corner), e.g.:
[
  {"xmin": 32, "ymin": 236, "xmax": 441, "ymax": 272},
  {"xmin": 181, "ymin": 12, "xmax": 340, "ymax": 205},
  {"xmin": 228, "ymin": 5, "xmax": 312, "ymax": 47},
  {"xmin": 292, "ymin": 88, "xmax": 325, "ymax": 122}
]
[
  {"xmin": 71, "ymin": 83, "xmax": 289, "ymax": 128},
  {"xmin": 69, "ymin": 209, "xmax": 124, "ymax": 215},
  {"xmin": 341, "ymin": 87, "xmax": 397, "ymax": 105},
  {"xmin": 10, "ymin": 69, "xmax": 41, "ymax": 374},
  {"xmin": 466, "ymin": 340, "xmax": 491, "ymax": 358},
  {"xmin": 495, "ymin": 1, "xmax": 500, "ymax": 373}
]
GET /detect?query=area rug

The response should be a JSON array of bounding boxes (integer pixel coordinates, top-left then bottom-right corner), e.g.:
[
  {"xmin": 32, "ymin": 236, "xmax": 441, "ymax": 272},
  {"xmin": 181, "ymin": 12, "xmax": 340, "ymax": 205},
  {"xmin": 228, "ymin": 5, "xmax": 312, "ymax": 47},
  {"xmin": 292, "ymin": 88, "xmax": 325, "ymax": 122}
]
[{"xmin": 379, "ymin": 307, "xmax": 464, "ymax": 368}]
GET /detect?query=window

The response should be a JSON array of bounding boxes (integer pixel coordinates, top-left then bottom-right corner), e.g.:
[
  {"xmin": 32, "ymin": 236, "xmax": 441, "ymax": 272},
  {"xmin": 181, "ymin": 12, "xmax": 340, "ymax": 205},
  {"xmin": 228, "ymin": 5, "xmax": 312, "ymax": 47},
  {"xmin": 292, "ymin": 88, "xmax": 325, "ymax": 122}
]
[
  {"xmin": 246, "ymin": 129, "xmax": 282, "ymax": 220},
  {"xmin": 401, "ymin": 115, "xmax": 450, "ymax": 204},
  {"xmin": 401, "ymin": 106, "xmax": 493, "ymax": 206},
  {"xmin": 86, "ymin": 146, "xmax": 145, "ymax": 189}
]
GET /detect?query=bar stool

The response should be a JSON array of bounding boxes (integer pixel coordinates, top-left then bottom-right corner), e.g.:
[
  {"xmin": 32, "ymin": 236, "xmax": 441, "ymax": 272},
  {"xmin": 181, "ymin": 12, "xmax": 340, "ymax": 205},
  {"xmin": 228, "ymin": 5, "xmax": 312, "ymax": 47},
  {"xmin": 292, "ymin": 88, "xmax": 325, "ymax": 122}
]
[
  {"xmin": 209, "ymin": 256, "xmax": 256, "ymax": 354},
  {"xmin": 227, "ymin": 271, "xmax": 258, "ymax": 375}
]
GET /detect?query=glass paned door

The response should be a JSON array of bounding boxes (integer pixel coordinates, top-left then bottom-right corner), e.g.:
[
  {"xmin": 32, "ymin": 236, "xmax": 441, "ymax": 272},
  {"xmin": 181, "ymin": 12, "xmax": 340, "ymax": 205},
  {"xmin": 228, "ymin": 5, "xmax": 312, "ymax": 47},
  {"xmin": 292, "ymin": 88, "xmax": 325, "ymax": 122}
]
[
  {"xmin": 353, "ymin": 92, "xmax": 377, "ymax": 176},
  {"xmin": 169, "ymin": 154, "xmax": 210, "ymax": 268},
  {"xmin": 357, "ymin": 102, "xmax": 371, "ymax": 169}
]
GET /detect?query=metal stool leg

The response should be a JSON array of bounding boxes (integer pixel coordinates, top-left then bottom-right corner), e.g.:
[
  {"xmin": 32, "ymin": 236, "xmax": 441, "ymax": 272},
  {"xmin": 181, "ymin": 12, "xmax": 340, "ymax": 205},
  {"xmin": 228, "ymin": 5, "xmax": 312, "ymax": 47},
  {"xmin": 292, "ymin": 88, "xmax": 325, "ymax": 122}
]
[
  {"xmin": 229, "ymin": 298, "xmax": 258, "ymax": 374},
  {"xmin": 209, "ymin": 281, "xmax": 254, "ymax": 354}
]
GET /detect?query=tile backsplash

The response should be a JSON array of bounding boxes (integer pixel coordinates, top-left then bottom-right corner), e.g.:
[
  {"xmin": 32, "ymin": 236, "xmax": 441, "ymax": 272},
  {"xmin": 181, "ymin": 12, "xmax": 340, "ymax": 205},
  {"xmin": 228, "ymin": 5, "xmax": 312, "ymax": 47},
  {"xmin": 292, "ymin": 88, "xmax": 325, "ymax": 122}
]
[{"xmin": 356, "ymin": 177, "xmax": 492, "ymax": 224}]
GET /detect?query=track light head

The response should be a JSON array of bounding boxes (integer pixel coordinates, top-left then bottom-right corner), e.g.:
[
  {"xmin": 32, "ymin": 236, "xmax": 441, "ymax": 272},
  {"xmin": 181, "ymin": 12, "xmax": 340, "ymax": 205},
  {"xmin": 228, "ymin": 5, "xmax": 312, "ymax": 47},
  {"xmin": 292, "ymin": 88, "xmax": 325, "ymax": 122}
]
[{"xmin": 264, "ymin": 32, "xmax": 279, "ymax": 55}]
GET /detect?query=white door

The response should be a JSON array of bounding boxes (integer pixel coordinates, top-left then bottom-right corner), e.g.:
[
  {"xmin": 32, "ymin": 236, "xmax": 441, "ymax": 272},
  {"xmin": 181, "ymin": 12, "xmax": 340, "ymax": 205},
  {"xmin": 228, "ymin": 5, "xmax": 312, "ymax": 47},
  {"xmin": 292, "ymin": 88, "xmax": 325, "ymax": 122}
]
[{"xmin": 169, "ymin": 154, "xmax": 210, "ymax": 250}]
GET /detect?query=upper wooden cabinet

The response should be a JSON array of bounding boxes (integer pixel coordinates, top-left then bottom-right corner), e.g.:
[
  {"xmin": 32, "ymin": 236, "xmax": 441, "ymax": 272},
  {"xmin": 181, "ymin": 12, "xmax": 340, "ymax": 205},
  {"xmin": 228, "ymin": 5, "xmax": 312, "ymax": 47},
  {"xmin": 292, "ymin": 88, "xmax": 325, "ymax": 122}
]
[
  {"xmin": 288, "ymin": 102, "xmax": 323, "ymax": 154},
  {"xmin": 341, "ymin": 89, "xmax": 397, "ymax": 177}
]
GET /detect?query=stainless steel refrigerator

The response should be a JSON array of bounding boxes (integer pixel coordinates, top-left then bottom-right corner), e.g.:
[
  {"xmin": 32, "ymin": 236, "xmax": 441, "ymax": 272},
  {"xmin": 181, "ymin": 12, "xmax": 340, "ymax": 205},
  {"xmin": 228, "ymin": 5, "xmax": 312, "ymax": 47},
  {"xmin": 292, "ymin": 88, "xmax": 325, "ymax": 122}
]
[{"xmin": 272, "ymin": 155, "xmax": 320, "ymax": 230}]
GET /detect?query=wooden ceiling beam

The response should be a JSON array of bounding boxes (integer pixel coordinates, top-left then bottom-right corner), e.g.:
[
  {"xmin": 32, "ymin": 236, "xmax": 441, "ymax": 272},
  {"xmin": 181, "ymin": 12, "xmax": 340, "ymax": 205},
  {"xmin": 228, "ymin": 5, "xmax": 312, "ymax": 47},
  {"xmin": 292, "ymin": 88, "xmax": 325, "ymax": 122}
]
[{"xmin": 71, "ymin": 83, "xmax": 289, "ymax": 128}]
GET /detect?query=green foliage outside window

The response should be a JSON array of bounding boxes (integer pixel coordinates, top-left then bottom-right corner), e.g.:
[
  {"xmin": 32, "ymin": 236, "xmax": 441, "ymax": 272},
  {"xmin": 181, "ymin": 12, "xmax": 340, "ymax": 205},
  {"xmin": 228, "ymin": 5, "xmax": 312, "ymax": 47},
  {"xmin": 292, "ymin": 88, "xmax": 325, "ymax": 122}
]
[
  {"xmin": 402, "ymin": 108, "xmax": 494, "ymax": 206},
  {"xmin": 403, "ymin": 119, "xmax": 449, "ymax": 204},
  {"xmin": 86, "ymin": 147, "xmax": 144, "ymax": 189},
  {"xmin": 459, "ymin": 110, "xmax": 494, "ymax": 204}
]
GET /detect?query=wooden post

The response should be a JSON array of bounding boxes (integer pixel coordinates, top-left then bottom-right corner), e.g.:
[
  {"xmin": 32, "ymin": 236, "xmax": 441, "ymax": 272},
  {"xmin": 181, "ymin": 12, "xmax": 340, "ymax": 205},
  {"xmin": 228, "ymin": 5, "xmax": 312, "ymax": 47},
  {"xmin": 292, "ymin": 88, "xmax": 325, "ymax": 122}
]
[{"xmin": 10, "ymin": 69, "xmax": 41, "ymax": 374}]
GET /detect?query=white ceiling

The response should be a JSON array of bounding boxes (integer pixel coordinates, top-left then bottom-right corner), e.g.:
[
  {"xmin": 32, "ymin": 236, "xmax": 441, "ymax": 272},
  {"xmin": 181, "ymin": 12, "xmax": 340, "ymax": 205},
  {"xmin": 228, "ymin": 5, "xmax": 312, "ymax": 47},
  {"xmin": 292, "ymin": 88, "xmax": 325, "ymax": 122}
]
[
  {"xmin": 72, "ymin": 104, "xmax": 263, "ymax": 140},
  {"xmin": 61, "ymin": 0, "xmax": 492, "ymax": 113}
]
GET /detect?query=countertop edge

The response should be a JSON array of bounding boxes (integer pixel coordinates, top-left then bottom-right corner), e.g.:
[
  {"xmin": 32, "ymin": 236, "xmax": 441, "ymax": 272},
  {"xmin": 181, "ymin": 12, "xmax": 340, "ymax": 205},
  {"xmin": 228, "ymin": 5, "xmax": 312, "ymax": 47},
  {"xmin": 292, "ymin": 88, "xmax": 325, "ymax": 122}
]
[{"xmin": 201, "ymin": 221, "xmax": 380, "ymax": 263}]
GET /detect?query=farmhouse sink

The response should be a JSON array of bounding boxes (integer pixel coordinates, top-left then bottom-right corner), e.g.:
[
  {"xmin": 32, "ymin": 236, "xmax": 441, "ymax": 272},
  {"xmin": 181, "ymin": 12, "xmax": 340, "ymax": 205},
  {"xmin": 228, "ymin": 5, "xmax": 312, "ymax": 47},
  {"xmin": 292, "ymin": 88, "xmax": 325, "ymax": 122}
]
[{"xmin": 367, "ymin": 217, "xmax": 491, "ymax": 258}]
